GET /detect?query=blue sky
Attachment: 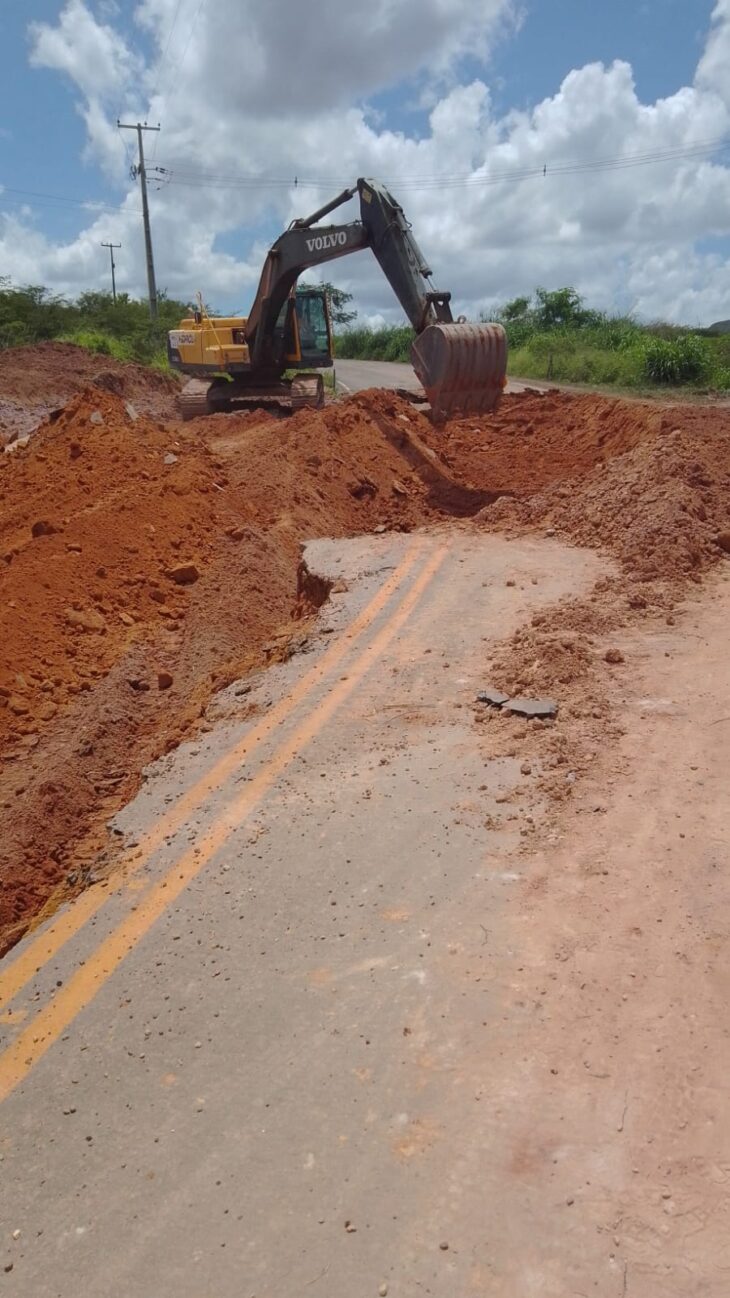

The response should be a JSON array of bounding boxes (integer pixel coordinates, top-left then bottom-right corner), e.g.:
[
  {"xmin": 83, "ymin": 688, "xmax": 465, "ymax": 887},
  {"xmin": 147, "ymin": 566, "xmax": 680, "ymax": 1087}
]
[
  {"xmin": 0, "ymin": 1, "xmax": 716, "ymax": 244},
  {"xmin": 1, "ymin": 1, "xmax": 91, "ymax": 236},
  {"xmin": 1, "ymin": 0, "xmax": 728, "ymax": 323}
]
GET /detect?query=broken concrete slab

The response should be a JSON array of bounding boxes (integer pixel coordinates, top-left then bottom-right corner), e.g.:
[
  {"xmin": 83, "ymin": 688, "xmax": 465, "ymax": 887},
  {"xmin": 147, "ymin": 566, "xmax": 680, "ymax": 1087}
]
[
  {"xmin": 476, "ymin": 688, "xmax": 511, "ymax": 708},
  {"xmin": 503, "ymin": 696, "xmax": 558, "ymax": 720}
]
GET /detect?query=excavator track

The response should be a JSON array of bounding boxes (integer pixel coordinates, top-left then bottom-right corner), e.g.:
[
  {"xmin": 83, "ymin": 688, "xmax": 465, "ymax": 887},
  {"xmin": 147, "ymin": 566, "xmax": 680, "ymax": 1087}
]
[
  {"xmin": 290, "ymin": 374, "xmax": 325, "ymax": 411},
  {"xmin": 178, "ymin": 375, "xmax": 325, "ymax": 421},
  {"xmin": 178, "ymin": 380, "xmax": 213, "ymax": 421}
]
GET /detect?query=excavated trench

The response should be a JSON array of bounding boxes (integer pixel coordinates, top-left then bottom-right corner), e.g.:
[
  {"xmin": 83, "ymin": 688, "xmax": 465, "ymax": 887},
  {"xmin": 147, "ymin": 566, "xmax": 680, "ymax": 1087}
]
[{"xmin": 1, "ymin": 365, "xmax": 729, "ymax": 953}]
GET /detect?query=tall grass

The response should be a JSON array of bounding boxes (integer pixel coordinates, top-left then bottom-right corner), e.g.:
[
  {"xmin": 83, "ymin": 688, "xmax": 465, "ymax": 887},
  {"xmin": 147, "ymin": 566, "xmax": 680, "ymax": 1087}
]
[
  {"xmin": 56, "ymin": 329, "xmax": 171, "ymax": 370},
  {"xmin": 507, "ymin": 323, "xmax": 730, "ymax": 391},
  {"xmin": 335, "ymin": 325, "xmax": 414, "ymax": 363},
  {"xmin": 334, "ymin": 289, "xmax": 730, "ymax": 392}
]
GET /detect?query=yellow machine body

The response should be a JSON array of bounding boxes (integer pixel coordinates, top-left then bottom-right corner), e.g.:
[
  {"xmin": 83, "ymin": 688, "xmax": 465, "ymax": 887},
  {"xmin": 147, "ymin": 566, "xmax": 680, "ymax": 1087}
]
[{"xmin": 168, "ymin": 290, "xmax": 334, "ymax": 418}]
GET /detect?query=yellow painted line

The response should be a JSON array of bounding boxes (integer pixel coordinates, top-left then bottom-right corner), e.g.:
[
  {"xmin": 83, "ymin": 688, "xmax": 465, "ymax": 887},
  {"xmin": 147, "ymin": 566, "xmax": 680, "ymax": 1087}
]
[
  {"xmin": 0, "ymin": 540, "xmax": 425, "ymax": 1012},
  {"xmin": 0, "ymin": 544, "xmax": 448, "ymax": 1103}
]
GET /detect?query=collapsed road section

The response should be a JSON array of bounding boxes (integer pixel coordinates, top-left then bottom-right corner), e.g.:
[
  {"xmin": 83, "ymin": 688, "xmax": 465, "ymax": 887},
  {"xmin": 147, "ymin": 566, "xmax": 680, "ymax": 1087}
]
[{"xmin": 0, "ymin": 346, "xmax": 729, "ymax": 959}]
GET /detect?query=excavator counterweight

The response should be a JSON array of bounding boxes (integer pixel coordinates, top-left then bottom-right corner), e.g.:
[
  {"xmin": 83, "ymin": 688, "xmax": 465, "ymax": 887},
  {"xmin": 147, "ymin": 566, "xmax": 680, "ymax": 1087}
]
[{"xmin": 168, "ymin": 178, "xmax": 507, "ymax": 421}]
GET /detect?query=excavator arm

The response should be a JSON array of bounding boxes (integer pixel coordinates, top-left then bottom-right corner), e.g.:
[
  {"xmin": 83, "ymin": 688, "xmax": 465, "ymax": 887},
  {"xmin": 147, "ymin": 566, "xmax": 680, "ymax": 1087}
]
[{"xmin": 244, "ymin": 178, "xmax": 506, "ymax": 417}]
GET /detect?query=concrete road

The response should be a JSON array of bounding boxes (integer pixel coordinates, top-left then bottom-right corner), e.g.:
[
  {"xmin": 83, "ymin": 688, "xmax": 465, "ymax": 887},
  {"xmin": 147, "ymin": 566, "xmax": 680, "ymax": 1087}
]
[
  {"xmin": 0, "ymin": 530, "xmax": 603, "ymax": 1297},
  {"xmin": 335, "ymin": 357, "xmax": 541, "ymax": 396}
]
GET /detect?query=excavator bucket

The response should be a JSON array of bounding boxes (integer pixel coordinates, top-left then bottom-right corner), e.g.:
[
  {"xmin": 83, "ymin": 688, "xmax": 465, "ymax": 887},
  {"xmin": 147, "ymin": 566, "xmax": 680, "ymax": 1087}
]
[{"xmin": 411, "ymin": 322, "xmax": 508, "ymax": 421}]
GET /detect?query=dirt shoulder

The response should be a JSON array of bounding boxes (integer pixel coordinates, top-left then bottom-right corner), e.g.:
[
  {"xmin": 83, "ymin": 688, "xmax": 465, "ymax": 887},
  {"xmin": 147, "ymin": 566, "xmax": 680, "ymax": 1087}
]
[{"xmin": 462, "ymin": 570, "xmax": 730, "ymax": 1293}]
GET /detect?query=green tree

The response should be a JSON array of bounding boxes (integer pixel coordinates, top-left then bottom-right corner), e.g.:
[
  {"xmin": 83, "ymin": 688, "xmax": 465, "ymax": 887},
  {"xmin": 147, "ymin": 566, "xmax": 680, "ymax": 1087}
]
[
  {"xmin": 533, "ymin": 286, "xmax": 599, "ymax": 330},
  {"xmin": 499, "ymin": 295, "xmax": 532, "ymax": 322},
  {"xmin": 301, "ymin": 280, "xmax": 357, "ymax": 326}
]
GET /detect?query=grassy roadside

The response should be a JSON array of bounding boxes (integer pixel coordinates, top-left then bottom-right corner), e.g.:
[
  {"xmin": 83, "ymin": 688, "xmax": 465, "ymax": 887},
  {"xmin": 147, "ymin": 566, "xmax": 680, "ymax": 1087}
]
[
  {"xmin": 506, "ymin": 328, "xmax": 730, "ymax": 393},
  {"xmin": 335, "ymin": 325, "xmax": 730, "ymax": 395},
  {"xmin": 5, "ymin": 279, "xmax": 729, "ymax": 398},
  {"xmin": 0, "ymin": 282, "xmax": 188, "ymax": 369},
  {"xmin": 334, "ymin": 288, "xmax": 730, "ymax": 396}
]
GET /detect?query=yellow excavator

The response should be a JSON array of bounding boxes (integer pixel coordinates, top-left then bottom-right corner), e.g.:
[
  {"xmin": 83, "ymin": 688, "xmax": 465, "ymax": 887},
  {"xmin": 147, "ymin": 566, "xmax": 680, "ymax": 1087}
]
[{"xmin": 168, "ymin": 177, "xmax": 507, "ymax": 421}]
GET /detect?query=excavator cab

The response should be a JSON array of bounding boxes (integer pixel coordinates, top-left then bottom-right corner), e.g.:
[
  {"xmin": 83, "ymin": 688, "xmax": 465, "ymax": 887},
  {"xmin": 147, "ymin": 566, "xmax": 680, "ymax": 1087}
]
[
  {"xmin": 294, "ymin": 289, "xmax": 333, "ymax": 369},
  {"xmin": 275, "ymin": 288, "xmax": 334, "ymax": 370}
]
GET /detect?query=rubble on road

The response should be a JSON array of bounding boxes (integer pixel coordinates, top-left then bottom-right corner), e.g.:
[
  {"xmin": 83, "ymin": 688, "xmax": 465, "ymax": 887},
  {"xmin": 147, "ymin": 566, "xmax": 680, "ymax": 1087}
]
[
  {"xmin": 476, "ymin": 689, "xmax": 558, "ymax": 718},
  {"xmin": 504, "ymin": 697, "xmax": 559, "ymax": 719}
]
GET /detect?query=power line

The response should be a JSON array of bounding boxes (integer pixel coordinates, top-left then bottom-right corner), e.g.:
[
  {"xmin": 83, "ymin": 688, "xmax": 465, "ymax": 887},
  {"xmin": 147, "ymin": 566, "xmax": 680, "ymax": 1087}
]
[
  {"xmin": 177, "ymin": 0, "xmax": 206, "ymax": 79},
  {"xmin": 149, "ymin": 0, "xmax": 186, "ymax": 161},
  {"xmin": 148, "ymin": 0, "xmax": 205, "ymax": 163},
  {"xmin": 156, "ymin": 0, "xmax": 186, "ymax": 87},
  {"xmin": 150, "ymin": 134, "xmax": 730, "ymax": 194},
  {"xmin": 0, "ymin": 185, "xmax": 142, "ymax": 216},
  {"xmin": 2, "ymin": 129, "xmax": 727, "ymax": 247}
]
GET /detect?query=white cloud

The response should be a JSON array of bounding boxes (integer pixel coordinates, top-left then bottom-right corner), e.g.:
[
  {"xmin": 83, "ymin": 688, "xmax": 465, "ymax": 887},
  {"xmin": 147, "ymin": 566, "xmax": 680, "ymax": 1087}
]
[
  {"xmin": 696, "ymin": 0, "xmax": 730, "ymax": 106},
  {"xmin": 29, "ymin": 0, "xmax": 142, "ymax": 103},
  {"xmin": 5, "ymin": 0, "xmax": 730, "ymax": 324}
]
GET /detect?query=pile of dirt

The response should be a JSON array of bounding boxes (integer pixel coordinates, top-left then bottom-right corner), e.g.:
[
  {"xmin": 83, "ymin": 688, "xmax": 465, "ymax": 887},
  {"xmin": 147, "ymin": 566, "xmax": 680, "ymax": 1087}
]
[
  {"xmin": 0, "ymin": 341, "xmax": 180, "ymax": 442},
  {"xmin": 488, "ymin": 417, "xmax": 730, "ymax": 582},
  {"xmin": 0, "ymin": 389, "xmax": 225, "ymax": 748},
  {"xmin": 363, "ymin": 387, "xmax": 730, "ymax": 818},
  {"xmin": 372, "ymin": 387, "xmax": 730, "ymax": 584},
  {"xmin": 418, "ymin": 389, "xmax": 662, "ymax": 494},
  {"xmin": 0, "ymin": 386, "xmax": 435, "ymax": 950}
]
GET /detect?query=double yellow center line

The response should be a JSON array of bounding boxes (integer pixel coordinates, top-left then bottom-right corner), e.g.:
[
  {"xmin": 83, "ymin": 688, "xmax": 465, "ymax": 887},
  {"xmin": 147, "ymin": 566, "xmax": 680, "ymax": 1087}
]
[{"xmin": 0, "ymin": 538, "xmax": 448, "ymax": 1102}]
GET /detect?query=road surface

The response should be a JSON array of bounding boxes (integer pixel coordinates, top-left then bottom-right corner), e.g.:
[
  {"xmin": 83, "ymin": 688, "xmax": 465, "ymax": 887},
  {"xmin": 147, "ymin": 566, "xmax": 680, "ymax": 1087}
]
[
  {"xmin": 335, "ymin": 358, "xmax": 539, "ymax": 396},
  {"xmin": 0, "ymin": 530, "xmax": 604, "ymax": 1297},
  {"xmin": 3, "ymin": 528, "xmax": 730, "ymax": 1296}
]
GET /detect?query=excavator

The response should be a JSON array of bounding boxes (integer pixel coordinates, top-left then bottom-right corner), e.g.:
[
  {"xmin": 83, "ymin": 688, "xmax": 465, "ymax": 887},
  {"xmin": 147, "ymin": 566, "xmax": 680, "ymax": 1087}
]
[{"xmin": 167, "ymin": 177, "xmax": 507, "ymax": 421}]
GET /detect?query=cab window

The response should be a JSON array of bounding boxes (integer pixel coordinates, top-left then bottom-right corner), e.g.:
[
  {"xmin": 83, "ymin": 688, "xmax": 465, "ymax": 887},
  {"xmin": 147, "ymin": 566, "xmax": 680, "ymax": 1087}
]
[{"xmin": 296, "ymin": 293, "xmax": 329, "ymax": 355}]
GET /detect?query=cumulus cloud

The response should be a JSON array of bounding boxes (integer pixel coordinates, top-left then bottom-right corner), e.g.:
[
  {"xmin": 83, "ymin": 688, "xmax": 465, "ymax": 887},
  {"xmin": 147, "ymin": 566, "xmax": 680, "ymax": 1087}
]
[
  {"xmin": 29, "ymin": 0, "xmax": 142, "ymax": 103},
  {"xmin": 696, "ymin": 0, "xmax": 730, "ymax": 105},
  {"xmin": 135, "ymin": 0, "xmax": 516, "ymax": 114},
  {"xmin": 5, "ymin": 0, "xmax": 730, "ymax": 323}
]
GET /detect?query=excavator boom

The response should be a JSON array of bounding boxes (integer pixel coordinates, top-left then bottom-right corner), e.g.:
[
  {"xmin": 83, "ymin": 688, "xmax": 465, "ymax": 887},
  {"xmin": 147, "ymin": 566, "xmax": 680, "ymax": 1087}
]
[{"xmin": 170, "ymin": 177, "xmax": 507, "ymax": 420}]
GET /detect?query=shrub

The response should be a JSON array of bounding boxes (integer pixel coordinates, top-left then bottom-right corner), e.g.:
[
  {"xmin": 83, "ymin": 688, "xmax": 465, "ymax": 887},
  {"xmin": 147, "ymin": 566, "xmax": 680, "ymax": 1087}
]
[
  {"xmin": 0, "ymin": 321, "xmax": 32, "ymax": 349},
  {"xmin": 642, "ymin": 335, "xmax": 711, "ymax": 385}
]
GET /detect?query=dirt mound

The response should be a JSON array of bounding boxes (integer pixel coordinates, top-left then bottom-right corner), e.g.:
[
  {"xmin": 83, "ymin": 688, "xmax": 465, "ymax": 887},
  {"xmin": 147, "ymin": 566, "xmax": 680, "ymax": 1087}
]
[
  {"xmin": 377, "ymin": 386, "xmax": 729, "ymax": 584},
  {"xmin": 0, "ymin": 341, "xmax": 179, "ymax": 442},
  {"xmin": 482, "ymin": 403, "xmax": 730, "ymax": 583},
  {"xmin": 355, "ymin": 387, "xmax": 730, "ymax": 797},
  {"xmin": 0, "ymin": 389, "xmax": 223, "ymax": 747},
  {"xmin": 0, "ymin": 387, "xmax": 435, "ymax": 950},
  {"xmin": 418, "ymin": 389, "xmax": 662, "ymax": 494}
]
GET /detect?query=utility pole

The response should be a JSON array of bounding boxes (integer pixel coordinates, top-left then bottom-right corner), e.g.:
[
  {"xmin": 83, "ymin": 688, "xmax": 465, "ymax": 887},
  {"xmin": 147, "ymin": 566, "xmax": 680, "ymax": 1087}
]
[
  {"xmin": 100, "ymin": 241, "xmax": 121, "ymax": 304},
  {"xmin": 117, "ymin": 120, "xmax": 160, "ymax": 319}
]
